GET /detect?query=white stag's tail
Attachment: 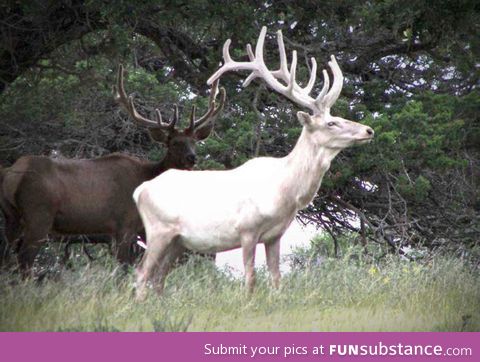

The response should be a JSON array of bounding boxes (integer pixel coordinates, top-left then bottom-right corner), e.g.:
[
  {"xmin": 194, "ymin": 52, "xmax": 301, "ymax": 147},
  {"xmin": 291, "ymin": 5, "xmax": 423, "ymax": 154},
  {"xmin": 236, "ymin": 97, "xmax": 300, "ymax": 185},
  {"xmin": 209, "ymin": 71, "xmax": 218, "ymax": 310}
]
[{"xmin": 132, "ymin": 182, "xmax": 146, "ymax": 204}]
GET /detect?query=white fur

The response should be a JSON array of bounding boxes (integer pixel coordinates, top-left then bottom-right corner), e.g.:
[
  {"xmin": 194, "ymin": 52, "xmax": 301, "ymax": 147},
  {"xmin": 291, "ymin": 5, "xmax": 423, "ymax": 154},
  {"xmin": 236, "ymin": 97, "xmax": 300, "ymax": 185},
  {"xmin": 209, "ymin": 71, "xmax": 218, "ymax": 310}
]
[
  {"xmin": 133, "ymin": 112, "xmax": 373, "ymax": 299},
  {"xmin": 133, "ymin": 28, "xmax": 374, "ymax": 299}
]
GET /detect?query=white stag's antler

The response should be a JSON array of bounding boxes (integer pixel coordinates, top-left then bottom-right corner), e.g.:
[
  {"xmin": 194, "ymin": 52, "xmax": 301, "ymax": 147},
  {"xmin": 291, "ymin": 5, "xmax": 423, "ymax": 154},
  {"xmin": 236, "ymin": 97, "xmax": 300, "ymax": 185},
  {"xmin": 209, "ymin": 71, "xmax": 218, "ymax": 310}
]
[{"xmin": 207, "ymin": 26, "xmax": 343, "ymax": 115}]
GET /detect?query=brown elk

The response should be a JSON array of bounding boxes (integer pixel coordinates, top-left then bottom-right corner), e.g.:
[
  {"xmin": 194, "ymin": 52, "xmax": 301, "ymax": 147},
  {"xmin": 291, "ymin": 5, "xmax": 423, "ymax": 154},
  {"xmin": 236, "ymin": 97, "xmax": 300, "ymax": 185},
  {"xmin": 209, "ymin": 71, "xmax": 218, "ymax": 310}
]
[{"xmin": 0, "ymin": 65, "xmax": 225, "ymax": 275}]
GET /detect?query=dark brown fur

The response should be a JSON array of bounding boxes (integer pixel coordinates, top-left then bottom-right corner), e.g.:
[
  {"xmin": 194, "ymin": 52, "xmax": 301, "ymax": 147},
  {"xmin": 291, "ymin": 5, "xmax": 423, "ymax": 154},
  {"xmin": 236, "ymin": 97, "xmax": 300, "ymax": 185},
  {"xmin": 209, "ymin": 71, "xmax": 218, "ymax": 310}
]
[{"xmin": 0, "ymin": 66, "xmax": 225, "ymax": 274}]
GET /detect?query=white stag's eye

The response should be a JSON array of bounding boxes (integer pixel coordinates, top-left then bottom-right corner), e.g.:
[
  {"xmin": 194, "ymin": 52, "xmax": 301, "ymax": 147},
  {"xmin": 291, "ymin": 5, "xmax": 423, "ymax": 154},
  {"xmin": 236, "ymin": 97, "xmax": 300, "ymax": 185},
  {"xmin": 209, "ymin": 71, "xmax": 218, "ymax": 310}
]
[{"xmin": 327, "ymin": 121, "xmax": 336, "ymax": 127}]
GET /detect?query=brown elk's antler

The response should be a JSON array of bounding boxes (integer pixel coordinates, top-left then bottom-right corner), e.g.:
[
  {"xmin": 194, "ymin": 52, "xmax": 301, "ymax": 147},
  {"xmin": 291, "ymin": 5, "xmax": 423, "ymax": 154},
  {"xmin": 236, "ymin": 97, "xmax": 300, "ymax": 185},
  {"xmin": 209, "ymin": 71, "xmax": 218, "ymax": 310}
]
[{"xmin": 114, "ymin": 65, "xmax": 225, "ymax": 134}]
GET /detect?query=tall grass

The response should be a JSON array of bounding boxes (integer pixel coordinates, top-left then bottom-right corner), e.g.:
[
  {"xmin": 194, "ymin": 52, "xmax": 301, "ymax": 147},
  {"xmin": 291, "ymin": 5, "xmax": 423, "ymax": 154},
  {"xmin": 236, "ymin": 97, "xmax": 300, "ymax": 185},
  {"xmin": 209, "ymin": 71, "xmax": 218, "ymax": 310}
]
[{"xmin": 0, "ymin": 240, "xmax": 478, "ymax": 331}]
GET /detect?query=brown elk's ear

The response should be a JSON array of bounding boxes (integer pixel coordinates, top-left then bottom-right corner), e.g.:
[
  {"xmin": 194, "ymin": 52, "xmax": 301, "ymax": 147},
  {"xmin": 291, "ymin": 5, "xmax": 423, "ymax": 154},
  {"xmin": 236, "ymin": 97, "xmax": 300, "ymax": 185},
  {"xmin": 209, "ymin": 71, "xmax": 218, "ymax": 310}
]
[{"xmin": 148, "ymin": 128, "xmax": 169, "ymax": 144}]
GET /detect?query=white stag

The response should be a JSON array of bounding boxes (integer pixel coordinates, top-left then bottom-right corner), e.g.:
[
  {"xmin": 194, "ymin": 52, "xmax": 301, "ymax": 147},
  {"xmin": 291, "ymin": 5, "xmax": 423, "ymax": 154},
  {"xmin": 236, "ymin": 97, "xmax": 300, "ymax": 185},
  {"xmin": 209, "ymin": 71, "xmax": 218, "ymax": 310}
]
[{"xmin": 133, "ymin": 26, "xmax": 374, "ymax": 299}]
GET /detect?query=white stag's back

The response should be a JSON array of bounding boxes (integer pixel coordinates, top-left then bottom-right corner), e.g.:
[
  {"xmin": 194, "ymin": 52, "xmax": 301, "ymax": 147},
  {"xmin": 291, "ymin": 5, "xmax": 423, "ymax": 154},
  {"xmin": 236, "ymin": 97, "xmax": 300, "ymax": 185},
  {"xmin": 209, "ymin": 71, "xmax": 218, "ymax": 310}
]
[{"xmin": 134, "ymin": 156, "xmax": 295, "ymax": 251}]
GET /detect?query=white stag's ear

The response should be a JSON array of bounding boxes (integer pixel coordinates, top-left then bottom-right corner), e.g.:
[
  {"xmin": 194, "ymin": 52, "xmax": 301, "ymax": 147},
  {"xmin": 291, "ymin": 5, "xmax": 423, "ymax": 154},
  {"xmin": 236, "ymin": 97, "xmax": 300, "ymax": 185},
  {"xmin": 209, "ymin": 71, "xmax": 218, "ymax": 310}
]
[{"xmin": 297, "ymin": 111, "xmax": 314, "ymax": 127}]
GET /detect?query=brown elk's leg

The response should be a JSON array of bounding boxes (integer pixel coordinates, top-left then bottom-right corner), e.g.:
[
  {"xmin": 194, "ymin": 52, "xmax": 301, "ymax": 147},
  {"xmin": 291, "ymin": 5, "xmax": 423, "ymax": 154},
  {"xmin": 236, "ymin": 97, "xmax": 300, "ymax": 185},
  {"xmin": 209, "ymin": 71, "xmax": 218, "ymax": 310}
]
[
  {"xmin": 265, "ymin": 239, "xmax": 281, "ymax": 289},
  {"xmin": 17, "ymin": 210, "xmax": 53, "ymax": 277},
  {"xmin": 4, "ymin": 213, "xmax": 22, "ymax": 246},
  {"xmin": 114, "ymin": 229, "xmax": 137, "ymax": 266},
  {"xmin": 1, "ymin": 214, "xmax": 21, "ymax": 268}
]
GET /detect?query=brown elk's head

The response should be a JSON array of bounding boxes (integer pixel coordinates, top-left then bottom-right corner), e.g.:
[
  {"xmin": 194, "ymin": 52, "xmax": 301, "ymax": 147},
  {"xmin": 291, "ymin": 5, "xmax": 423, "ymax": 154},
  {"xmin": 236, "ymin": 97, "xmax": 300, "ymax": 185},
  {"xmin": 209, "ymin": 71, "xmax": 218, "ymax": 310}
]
[{"xmin": 114, "ymin": 65, "xmax": 225, "ymax": 169}]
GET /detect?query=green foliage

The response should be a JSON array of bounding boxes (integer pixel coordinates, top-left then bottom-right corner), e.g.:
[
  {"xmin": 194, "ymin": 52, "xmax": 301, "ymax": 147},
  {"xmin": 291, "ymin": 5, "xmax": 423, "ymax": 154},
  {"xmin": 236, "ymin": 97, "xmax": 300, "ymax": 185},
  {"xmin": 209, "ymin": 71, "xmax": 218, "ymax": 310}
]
[
  {"xmin": 329, "ymin": 91, "xmax": 479, "ymax": 204},
  {"xmin": 0, "ymin": 68, "xmax": 81, "ymax": 127},
  {"xmin": 146, "ymin": 146, "xmax": 166, "ymax": 162},
  {"xmin": 290, "ymin": 233, "xmax": 385, "ymax": 266},
  {"xmin": 396, "ymin": 174, "xmax": 432, "ymax": 203},
  {"xmin": 151, "ymin": 313, "xmax": 192, "ymax": 332},
  {"xmin": 57, "ymin": 320, "xmax": 120, "ymax": 332}
]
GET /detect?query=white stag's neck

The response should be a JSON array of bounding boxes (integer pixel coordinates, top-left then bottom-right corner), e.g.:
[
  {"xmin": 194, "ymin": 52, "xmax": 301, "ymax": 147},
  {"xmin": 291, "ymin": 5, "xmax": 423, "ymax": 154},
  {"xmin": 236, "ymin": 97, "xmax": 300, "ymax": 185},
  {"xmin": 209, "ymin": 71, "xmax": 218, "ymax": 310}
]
[{"xmin": 283, "ymin": 127, "xmax": 340, "ymax": 210}]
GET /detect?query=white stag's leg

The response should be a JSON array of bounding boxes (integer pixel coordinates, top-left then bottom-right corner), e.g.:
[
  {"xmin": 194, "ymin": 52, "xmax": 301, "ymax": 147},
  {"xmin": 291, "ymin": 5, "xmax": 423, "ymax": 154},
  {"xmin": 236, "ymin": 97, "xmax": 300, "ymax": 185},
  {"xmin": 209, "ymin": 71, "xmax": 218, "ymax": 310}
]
[
  {"xmin": 241, "ymin": 236, "xmax": 257, "ymax": 294},
  {"xmin": 265, "ymin": 239, "xmax": 281, "ymax": 289},
  {"xmin": 151, "ymin": 242, "xmax": 185, "ymax": 296},
  {"xmin": 135, "ymin": 229, "xmax": 176, "ymax": 301}
]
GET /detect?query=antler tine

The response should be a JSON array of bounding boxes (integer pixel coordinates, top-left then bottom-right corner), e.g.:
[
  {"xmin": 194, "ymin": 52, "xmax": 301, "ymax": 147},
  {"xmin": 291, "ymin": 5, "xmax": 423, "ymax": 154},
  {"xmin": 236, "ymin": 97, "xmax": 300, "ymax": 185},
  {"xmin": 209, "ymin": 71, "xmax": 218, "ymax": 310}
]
[
  {"xmin": 271, "ymin": 29, "xmax": 290, "ymax": 83},
  {"xmin": 240, "ymin": 26, "xmax": 270, "ymax": 87},
  {"xmin": 113, "ymin": 64, "xmax": 159, "ymax": 127},
  {"xmin": 207, "ymin": 77, "xmax": 220, "ymax": 106},
  {"xmin": 154, "ymin": 109, "xmax": 176, "ymax": 131},
  {"xmin": 314, "ymin": 69, "xmax": 330, "ymax": 110},
  {"xmin": 288, "ymin": 50, "xmax": 298, "ymax": 94},
  {"xmin": 187, "ymin": 105, "xmax": 196, "ymax": 133},
  {"xmin": 206, "ymin": 40, "xmax": 233, "ymax": 85},
  {"xmin": 211, "ymin": 86, "xmax": 227, "ymax": 118},
  {"xmin": 169, "ymin": 104, "xmax": 179, "ymax": 129},
  {"xmin": 304, "ymin": 57, "xmax": 317, "ymax": 94},
  {"xmin": 154, "ymin": 109, "xmax": 163, "ymax": 124},
  {"xmin": 321, "ymin": 55, "xmax": 344, "ymax": 108},
  {"xmin": 208, "ymin": 78, "xmax": 228, "ymax": 118},
  {"xmin": 113, "ymin": 65, "xmax": 135, "ymax": 116},
  {"xmin": 254, "ymin": 26, "xmax": 267, "ymax": 63},
  {"xmin": 190, "ymin": 79, "xmax": 226, "ymax": 132},
  {"xmin": 243, "ymin": 44, "xmax": 257, "ymax": 86},
  {"xmin": 112, "ymin": 65, "xmax": 124, "ymax": 104}
]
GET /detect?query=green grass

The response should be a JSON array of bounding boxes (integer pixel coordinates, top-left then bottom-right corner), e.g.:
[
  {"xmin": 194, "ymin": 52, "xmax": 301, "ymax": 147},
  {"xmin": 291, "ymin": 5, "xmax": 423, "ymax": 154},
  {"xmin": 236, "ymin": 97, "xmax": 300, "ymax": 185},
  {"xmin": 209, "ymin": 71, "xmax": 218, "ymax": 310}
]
[{"xmin": 0, "ymin": 249, "xmax": 478, "ymax": 332}]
